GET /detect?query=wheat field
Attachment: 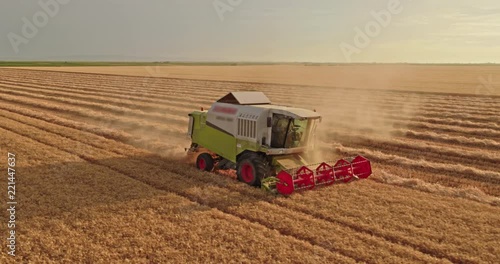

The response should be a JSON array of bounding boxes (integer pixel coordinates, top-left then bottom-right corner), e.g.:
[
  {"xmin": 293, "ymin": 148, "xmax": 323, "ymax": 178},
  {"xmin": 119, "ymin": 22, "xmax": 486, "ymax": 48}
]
[{"xmin": 0, "ymin": 66, "xmax": 499, "ymax": 263}]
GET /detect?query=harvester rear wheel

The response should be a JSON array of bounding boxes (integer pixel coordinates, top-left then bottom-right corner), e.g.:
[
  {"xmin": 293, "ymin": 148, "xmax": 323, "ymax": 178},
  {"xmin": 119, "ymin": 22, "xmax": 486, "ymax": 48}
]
[
  {"xmin": 236, "ymin": 153, "xmax": 270, "ymax": 187},
  {"xmin": 196, "ymin": 153, "xmax": 214, "ymax": 172}
]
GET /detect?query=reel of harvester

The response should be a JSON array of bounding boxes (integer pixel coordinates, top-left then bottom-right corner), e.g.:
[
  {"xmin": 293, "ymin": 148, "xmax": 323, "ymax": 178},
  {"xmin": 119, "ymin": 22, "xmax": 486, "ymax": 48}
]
[{"xmin": 273, "ymin": 155, "xmax": 372, "ymax": 195}]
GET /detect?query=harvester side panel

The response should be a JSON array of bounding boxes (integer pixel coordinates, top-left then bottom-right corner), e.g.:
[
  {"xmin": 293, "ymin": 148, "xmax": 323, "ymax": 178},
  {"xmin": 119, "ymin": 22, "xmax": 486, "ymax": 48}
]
[{"xmin": 190, "ymin": 112, "xmax": 238, "ymax": 163}]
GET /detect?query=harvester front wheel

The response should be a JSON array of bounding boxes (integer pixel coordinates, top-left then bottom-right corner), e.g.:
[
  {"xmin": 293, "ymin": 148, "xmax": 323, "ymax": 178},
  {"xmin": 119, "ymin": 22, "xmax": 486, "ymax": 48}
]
[
  {"xmin": 196, "ymin": 153, "xmax": 214, "ymax": 172},
  {"xmin": 236, "ymin": 153, "xmax": 270, "ymax": 187}
]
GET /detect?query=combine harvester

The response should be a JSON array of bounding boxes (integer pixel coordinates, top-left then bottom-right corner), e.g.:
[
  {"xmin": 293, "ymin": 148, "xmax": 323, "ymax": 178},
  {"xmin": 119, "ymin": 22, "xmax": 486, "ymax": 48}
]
[{"xmin": 187, "ymin": 92, "xmax": 372, "ymax": 195}]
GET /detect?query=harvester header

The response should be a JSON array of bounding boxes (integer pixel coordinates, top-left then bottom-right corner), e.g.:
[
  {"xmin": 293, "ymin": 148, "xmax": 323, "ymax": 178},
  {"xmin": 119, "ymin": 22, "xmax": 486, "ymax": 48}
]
[{"xmin": 187, "ymin": 92, "xmax": 372, "ymax": 195}]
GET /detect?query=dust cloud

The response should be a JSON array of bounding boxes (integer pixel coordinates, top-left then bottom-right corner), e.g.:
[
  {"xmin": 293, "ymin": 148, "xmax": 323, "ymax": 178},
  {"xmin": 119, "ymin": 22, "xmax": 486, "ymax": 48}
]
[
  {"xmin": 268, "ymin": 67, "xmax": 424, "ymax": 163},
  {"xmin": 96, "ymin": 114, "xmax": 190, "ymax": 160}
]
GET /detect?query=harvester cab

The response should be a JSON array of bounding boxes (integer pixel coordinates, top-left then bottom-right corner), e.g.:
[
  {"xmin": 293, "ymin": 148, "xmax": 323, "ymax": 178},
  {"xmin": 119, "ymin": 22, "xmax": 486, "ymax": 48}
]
[{"xmin": 187, "ymin": 92, "xmax": 371, "ymax": 195}]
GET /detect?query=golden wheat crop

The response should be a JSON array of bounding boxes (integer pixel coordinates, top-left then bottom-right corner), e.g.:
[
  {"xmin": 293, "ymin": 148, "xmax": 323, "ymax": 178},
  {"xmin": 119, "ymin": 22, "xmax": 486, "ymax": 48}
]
[{"xmin": 0, "ymin": 66, "xmax": 498, "ymax": 263}]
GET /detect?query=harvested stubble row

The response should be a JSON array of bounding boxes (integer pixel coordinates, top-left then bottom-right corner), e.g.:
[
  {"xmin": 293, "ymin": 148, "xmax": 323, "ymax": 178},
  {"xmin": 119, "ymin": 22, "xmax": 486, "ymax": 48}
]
[
  {"xmin": 325, "ymin": 116, "xmax": 500, "ymax": 145},
  {"xmin": 328, "ymin": 130, "xmax": 500, "ymax": 170},
  {"xmin": 1, "ymin": 72, "xmax": 496, "ymax": 186},
  {"xmin": 2, "ymin": 81, "xmax": 498, "ymax": 195},
  {"xmin": 0, "ymin": 129, "xmax": 351, "ymax": 264},
  {"xmin": 0, "ymin": 86, "xmax": 186, "ymax": 125},
  {"xmin": 0, "ymin": 111, "xmax": 447, "ymax": 263},
  {"xmin": 2, "ymin": 69, "xmax": 498, "ymax": 114},
  {"xmin": 1, "ymin": 68, "xmax": 499, "ymax": 263},
  {"xmin": 412, "ymin": 116, "xmax": 500, "ymax": 131},
  {"xmin": 0, "ymin": 92, "xmax": 186, "ymax": 138},
  {"xmin": 3, "ymin": 102, "xmax": 498, "ymax": 199},
  {"xmin": 2, "ymin": 94, "xmax": 496, "ymax": 193},
  {"xmin": 333, "ymin": 144, "xmax": 500, "ymax": 184},
  {"xmin": 324, "ymin": 132, "xmax": 500, "ymax": 194},
  {"xmin": 2, "ymin": 68, "xmax": 488, "ymax": 104},
  {"xmin": 0, "ymin": 108, "xmax": 500, "ymax": 259},
  {"xmin": 372, "ymin": 168, "xmax": 500, "ymax": 206},
  {"xmin": 400, "ymin": 121, "xmax": 500, "ymax": 140},
  {"xmin": 8, "ymin": 80, "xmax": 500, "ymax": 145},
  {"xmin": 0, "ymin": 72, "xmax": 496, "ymax": 135},
  {"xmin": 399, "ymin": 130, "xmax": 500, "ymax": 151},
  {"xmin": 0, "ymin": 80, "xmax": 206, "ymax": 114},
  {"xmin": 0, "ymin": 71, "xmax": 496, "ymax": 138},
  {"xmin": 3, "ymin": 82, "xmax": 495, "ymax": 157},
  {"xmin": 0, "ymin": 102, "xmax": 184, "ymax": 155},
  {"xmin": 1, "ymin": 78, "xmax": 485, "ymax": 125}
]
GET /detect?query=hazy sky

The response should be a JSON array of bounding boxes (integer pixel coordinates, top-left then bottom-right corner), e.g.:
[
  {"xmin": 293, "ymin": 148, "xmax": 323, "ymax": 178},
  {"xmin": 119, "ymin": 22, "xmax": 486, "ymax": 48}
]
[{"xmin": 1, "ymin": 0, "xmax": 499, "ymax": 63}]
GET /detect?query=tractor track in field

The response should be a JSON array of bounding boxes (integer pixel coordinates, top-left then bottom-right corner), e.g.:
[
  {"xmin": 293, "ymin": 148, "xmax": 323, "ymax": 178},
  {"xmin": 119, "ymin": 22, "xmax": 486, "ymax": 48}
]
[
  {"xmin": 1, "ymin": 106, "xmax": 498, "ymax": 262},
  {"xmin": 0, "ymin": 115, "xmax": 448, "ymax": 264}
]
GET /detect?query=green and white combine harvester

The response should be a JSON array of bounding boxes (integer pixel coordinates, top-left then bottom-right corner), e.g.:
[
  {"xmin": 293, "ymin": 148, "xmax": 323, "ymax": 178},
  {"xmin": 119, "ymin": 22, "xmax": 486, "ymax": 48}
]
[{"xmin": 187, "ymin": 92, "xmax": 372, "ymax": 195}]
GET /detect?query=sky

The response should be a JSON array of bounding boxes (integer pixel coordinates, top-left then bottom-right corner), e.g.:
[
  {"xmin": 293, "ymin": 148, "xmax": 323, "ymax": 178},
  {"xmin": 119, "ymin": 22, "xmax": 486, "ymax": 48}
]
[{"xmin": 1, "ymin": 0, "xmax": 499, "ymax": 63}]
